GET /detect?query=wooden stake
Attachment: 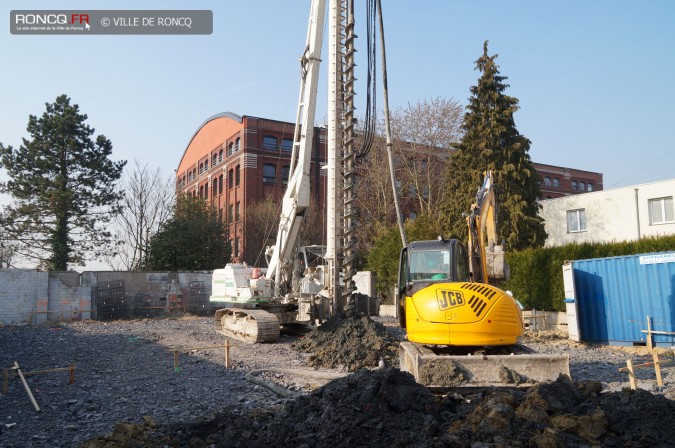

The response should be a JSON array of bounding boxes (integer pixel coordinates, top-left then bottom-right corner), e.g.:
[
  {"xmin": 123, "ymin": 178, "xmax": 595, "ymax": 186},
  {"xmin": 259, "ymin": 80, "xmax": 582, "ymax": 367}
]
[
  {"xmin": 173, "ymin": 351, "xmax": 179, "ymax": 371},
  {"xmin": 225, "ymin": 340, "xmax": 230, "ymax": 369},
  {"xmin": 69, "ymin": 363, "xmax": 76, "ymax": 384},
  {"xmin": 12, "ymin": 362, "xmax": 40, "ymax": 412},
  {"xmin": 653, "ymin": 351, "xmax": 663, "ymax": 387},
  {"xmin": 647, "ymin": 315, "xmax": 653, "ymax": 353},
  {"xmin": 626, "ymin": 359, "xmax": 637, "ymax": 390}
]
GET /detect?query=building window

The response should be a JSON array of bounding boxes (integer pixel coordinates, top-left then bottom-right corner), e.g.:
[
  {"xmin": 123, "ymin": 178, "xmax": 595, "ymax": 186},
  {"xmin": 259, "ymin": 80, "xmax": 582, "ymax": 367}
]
[
  {"xmin": 282, "ymin": 138, "xmax": 293, "ymax": 152},
  {"xmin": 227, "ymin": 142, "xmax": 234, "ymax": 157},
  {"xmin": 235, "ymin": 137, "xmax": 240, "ymax": 152},
  {"xmin": 263, "ymin": 164, "xmax": 276, "ymax": 184},
  {"xmin": 199, "ymin": 185, "xmax": 203, "ymax": 198},
  {"xmin": 228, "ymin": 204, "xmax": 233, "ymax": 222},
  {"xmin": 219, "ymin": 174, "xmax": 223, "ymax": 193},
  {"xmin": 219, "ymin": 207, "xmax": 223, "ymax": 221},
  {"xmin": 544, "ymin": 176, "xmax": 551, "ymax": 187},
  {"xmin": 587, "ymin": 183, "xmax": 593, "ymax": 192},
  {"xmin": 204, "ymin": 184, "xmax": 208, "ymax": 199},
  {"xmin": 553, "ymin": 178, "xmax": 559, "ymax": 188},
  {"xmin": 212, "ymin": 181, "xmax": 217, "ymax": 197},
  {"xmin": 212, "ymin": 154, "xmax": 217, "ymax": 166},
  {"xmin": 571, "ymin": 181, "xmax": 577, "ymax": 190},
  {"xmin": 567, "ymin": 209, "xmax": 586, "ymax": 233},
  {"xmin": 235, "ymin": 165, "xmax": 240, "ymax": 186},
  {"xmin": 228, "ymin": 169, "xmax": 234, "ymax": 189},
  {"xmin": 409, "ymin": 212, "xmax": 417, "ymax": 220},
  {"xmin": 235, "ymin": 201, "xmax": 240, "ymax": 221},
  {"xmin": 199, "ymin": 162, "xmax": 203, "ymax": 175},
  {"xmin": 281, "ymin": 165, "xmax": 290, "ymax": 184},
  {"xmin": 204, "ymin": 159, "xmax": 209, "ymax": 170},
  {"xmin": 234, "ymin": 237, "xmax": 240, "ymax": 258},
  {"xmin": 579, "ymin": 182, "xmax": 585, "ymax": 191},
  {"xmin": 263, "ymin": 135, "xmax": 277, "ymax": 150},
  {"xmin": 219, "ymin": 149, "xmax": 223, "ymax": 163},
  {"xmin": 649, "ymin": 197, "xmax": 674, "ymax": 225}
]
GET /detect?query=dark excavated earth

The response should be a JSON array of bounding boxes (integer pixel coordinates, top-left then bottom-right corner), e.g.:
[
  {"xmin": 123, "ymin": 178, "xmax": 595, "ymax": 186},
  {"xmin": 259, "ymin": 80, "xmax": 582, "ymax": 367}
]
[{"xmin": 2, "ymin": 311, "xmax": 675, "ymax": 448}]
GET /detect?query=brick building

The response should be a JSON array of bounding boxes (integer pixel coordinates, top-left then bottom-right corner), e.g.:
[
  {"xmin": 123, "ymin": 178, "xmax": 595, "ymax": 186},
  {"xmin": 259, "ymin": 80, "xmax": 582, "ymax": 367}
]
[
  {"xmin": 176, "ymin": 112, "xmax": 602, "ymax": 261},
  {"xmin": 175, "ymin": 112, "xmax": 326, "ymax": 263},
  {"xmin": 534, "ymin": 163, "xmax": 603, "ymax": 199}
]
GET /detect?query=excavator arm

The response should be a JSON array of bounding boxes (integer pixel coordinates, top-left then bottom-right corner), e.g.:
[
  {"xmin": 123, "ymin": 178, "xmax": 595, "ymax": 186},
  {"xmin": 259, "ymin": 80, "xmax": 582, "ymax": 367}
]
[{"xmin": 466, "ymin": 170, "xmax": 497, "ymax": 284}]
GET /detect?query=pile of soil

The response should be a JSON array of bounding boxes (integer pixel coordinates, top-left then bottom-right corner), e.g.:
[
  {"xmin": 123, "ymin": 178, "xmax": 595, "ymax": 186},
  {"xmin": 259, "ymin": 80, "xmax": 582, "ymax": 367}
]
[
  {"xmin": 291, "ymin": 307, "xmax": 400, "ymax": 371},
  {"xmin": 86, "ymin": 368, "xmax": 675, "ymax": 448}
]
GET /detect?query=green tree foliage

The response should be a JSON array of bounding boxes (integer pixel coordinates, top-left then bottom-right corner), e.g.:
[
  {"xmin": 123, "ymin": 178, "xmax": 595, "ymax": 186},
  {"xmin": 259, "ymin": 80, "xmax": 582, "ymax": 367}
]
[
  {"xmin": 366, "ymin": 214, "xmax": 444, "ymax": 297},
  {"xmin": 145, "ymin": 194, "xmax": 230, "ymax": 270},
  {"xmin": 0, "ymin": 95, "xmax": 126, "ymax": 270},
  {"xmin": 440, "ymin": 42, "xmax": 546, "ymax": 251}
]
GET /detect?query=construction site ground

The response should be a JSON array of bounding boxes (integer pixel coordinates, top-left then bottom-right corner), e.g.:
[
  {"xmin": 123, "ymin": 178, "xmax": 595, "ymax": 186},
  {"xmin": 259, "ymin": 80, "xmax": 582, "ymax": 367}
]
[{"xmin": 1, "ymin": 314, "xmax": 675, "ymax": 447}]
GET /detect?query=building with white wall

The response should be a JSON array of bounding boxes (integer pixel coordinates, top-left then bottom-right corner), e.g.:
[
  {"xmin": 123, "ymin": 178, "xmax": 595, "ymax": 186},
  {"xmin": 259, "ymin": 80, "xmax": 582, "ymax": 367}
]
[{"xmin": 539, "ymin": 178, "xmax": 675, "ymax": 247}]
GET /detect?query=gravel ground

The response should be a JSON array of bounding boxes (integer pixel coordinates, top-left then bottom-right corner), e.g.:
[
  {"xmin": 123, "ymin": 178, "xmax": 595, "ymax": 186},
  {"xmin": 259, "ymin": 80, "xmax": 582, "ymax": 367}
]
[{"xmin": 1, "ymin": 315, "xmax": 674, "ymax": 447}]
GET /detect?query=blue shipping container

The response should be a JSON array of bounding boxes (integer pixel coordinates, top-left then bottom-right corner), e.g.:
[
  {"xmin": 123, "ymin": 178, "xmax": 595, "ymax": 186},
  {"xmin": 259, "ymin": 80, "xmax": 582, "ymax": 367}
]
[{"xmin": 570, "ymin": 251, "xmax": 675, "ymax": 347}]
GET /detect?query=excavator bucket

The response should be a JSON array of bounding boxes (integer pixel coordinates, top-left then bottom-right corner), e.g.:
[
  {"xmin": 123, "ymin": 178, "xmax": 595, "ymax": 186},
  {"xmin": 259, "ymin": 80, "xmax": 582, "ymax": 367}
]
[{"xmin": 399, "ymin": 342, "xmax": 570, "ymax": 388}]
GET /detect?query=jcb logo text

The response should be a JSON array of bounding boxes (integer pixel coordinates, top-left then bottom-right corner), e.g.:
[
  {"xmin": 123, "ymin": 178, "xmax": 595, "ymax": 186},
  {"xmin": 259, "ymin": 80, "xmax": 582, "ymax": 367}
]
[{"xmin": 437, "ymin": 290, "xmax": 464, "ymax": 311}]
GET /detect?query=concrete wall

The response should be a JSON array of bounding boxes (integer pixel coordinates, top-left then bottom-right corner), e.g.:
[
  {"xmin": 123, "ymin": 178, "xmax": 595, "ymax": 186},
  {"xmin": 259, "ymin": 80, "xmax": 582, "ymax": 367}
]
[
  {"xmin": 0, "ymin": 270, "xmax": 213, "ymax": 326},
  {"xmin": 539, "ymin": 178, "xmax": 675, "ymax": 247},
  {"xmin": 0, "ymin": 270, "xmax": 48, "ymax": 325}
]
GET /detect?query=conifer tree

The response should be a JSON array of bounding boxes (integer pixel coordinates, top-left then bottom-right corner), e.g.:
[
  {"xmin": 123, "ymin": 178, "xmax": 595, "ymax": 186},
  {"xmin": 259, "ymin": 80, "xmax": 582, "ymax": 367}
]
[
  {"xmin": 0, "ymin": 95, "xmax": 126, "ymax": 270},
  {"xmin": 144, "ymin": 194, "xmax": 230, "ymax": 271},
  {"xmin": 440, "ymin": 42, "xmax": 546, "ymax": 250}
]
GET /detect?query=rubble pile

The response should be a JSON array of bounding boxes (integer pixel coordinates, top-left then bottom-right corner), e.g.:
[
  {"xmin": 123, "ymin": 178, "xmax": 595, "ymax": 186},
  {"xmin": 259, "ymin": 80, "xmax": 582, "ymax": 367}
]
[{"xmin": 291, "ymin": 307, "xmax": 400, "ymax": 371}]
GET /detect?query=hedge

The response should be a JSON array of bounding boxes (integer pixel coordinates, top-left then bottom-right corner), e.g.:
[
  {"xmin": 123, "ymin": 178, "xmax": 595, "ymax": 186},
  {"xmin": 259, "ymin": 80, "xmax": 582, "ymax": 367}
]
[{"xmin": 503, "ymin": 235, "xmax": 675, "ymax": 311}]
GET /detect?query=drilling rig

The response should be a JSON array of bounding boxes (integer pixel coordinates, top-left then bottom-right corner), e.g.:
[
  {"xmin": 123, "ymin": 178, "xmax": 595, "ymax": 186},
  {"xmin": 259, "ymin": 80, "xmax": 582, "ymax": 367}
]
[{"xmin": 210, "ymin": 0, "xmax": 363, "ymax": 342}]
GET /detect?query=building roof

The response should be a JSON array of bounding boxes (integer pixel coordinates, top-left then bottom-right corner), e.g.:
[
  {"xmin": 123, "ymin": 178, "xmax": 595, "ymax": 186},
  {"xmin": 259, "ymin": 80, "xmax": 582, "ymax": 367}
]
[{"xmin": 176, "ymin": 112, "xmax": 243, "ymax": 173}]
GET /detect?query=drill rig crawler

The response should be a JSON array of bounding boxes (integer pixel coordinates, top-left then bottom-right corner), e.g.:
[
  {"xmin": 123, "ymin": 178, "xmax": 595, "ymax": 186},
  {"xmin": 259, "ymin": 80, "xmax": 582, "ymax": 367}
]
[{"xmin": 210, "ymin": 0, "xmax": 356, "ymax": 342}]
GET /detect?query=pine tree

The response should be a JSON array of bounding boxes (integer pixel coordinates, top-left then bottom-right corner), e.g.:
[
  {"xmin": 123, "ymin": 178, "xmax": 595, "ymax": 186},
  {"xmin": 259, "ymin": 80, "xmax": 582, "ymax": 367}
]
[
  {"xmin": 144, "ymin": 194, "xmax": 230, "ymax": 271},
  {"xmin": 0, "ymin": 95, "xmax": 126, "ymax": 270},
  {"xmin": 440, "ymin": 42, "xmax": 546, "ymax": 250}
]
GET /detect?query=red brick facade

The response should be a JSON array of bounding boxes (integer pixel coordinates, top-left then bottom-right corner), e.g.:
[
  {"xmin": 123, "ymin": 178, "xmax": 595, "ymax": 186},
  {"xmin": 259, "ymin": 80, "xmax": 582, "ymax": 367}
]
[
  {"xmin": 176, "ymin": 113, "xmax": 326, "ymax": 263},
  {"xmin": 533, "ymin": 163, "xmax": 603, "ymax": 199}
]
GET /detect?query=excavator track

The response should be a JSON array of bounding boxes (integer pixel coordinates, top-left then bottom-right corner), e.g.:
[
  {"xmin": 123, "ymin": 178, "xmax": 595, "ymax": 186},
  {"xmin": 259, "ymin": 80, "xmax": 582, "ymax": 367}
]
[{"xmin": 214, "ymin": 308, "xmax": 280, "ymax": 343}]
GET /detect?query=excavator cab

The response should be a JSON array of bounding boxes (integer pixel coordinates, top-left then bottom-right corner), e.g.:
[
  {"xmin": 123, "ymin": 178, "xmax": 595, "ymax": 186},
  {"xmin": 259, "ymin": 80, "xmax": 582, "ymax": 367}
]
[{"xmin": 397, "ymin": 238, "xmax": 469, "ymax": 328}]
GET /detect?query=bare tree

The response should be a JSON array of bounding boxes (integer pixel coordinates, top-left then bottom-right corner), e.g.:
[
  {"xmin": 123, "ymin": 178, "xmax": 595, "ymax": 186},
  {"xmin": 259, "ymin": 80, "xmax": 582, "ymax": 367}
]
[
  {"xmin": 389, "ymin": 97, "xmax": 464, "ymax": 218},
  {"xmin": 243, "ymin": 194, "xmax": 325, "ymax": 267},
  {"xmin": 106, "ymin": 160, "xmax": 175, "ymax": 271},
  {"xmin": 243, "ymin": 195, "xmax": 278, "ymax": 267},
  {"xmin": 354, "ymin": 97, "xmax": 464, "ymax": 254}
]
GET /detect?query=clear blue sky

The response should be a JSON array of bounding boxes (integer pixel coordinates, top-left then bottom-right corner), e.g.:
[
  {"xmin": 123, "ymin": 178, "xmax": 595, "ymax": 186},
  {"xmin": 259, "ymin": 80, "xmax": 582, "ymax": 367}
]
[{"xmin": 2, "ymin": 0, "xmax": 674, "ymax": 190}]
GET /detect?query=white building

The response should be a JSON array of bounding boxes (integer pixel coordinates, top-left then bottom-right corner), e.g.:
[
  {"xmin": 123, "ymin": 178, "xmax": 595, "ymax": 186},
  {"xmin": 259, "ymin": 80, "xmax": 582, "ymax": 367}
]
[{"xmin": 539, "ymin": 178, "xmax": 675, "ymax": 247}]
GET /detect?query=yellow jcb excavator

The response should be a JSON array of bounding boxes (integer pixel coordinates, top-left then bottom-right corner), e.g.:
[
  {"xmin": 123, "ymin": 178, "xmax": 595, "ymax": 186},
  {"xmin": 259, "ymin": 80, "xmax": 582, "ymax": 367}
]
[{"xmin": 397, "ymin": 171, "xmax": 570, "ymax": 387}]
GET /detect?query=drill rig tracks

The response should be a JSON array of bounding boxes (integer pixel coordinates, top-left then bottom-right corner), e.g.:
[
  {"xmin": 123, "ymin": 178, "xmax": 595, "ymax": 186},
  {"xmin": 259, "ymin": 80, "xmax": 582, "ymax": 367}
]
[{"xmin": 214, "ymin": 308, "xmax": 281, "ymax": 343}]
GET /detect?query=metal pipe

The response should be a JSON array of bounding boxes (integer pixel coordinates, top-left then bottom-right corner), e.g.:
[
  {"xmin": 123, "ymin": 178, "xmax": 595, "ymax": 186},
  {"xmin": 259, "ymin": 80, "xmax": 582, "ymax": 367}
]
[
  {"xmin": 634, "ymin": 188, "xmax": 641, "ymax": 240},
  {"xmin": 377, "ymin": 0, "xmax": 406, "ymax": 248}
]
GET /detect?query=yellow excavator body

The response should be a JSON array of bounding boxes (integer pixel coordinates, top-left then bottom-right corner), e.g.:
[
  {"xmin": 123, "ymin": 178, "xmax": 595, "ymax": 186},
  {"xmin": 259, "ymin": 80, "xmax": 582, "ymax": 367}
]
[{"xmin": 404, "ymin": 281, "xmax": 524, "ymax": 346}]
